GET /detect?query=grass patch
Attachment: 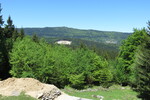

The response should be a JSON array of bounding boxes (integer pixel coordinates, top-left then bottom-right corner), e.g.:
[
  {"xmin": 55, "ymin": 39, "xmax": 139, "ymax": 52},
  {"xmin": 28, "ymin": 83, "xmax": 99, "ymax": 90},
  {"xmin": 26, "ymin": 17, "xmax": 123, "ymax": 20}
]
[
  {"xmin": 0, "ymin": 92, "xmax": 37, "ymax": 100},
  {"xmin": 0, "ymin": 85, "xmax": 140, "ymax": 100},
  {"xmin": 62, "ymin": 85, "xmax": 141, "ymax": 100}
]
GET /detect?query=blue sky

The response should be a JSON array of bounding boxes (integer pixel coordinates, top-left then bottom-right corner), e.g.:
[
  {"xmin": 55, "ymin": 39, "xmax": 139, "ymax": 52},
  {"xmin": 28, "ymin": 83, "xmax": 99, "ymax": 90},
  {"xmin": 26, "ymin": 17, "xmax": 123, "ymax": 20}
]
[{"xmin": 1, "ymin": 0, "xmax": 150, "ymax": 32}]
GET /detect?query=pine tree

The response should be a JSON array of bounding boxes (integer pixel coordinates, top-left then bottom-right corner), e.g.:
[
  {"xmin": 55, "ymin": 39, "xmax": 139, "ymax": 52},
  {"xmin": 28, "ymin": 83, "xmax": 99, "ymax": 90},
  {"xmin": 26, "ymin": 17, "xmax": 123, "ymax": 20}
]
[
  {"xmin": 134, "ymin": 35, "xmax": 150, "ymax": 99},
  {"xmin": 4, "ymin": 16, "xmax": 15, "ymax": 38},
  {"xmin": 12, "ymin": 29, "xmax": 18, "ymax": 41},
  {"xmin": 32, "ymin": 33, "xmax": 39, "ymax": 43},
  {"xmin": 0, "ymin": 4, "xmax": 11, "ymax": 79},
  {"xmin": 147, "ymin": 21, "xmax": 150, "ymax": 34},
  {"xmin": 0, "ymin": 4, "xmax": 22, "ymax": 79},
  {"xmin": 0, "ymin": 4, "xmax": 4, "ymax": 76},
  {"xmin": 19, "ymin": 28, "xmax": 25, "ymax": 39},
  {"xmin": 116, "ymin": 28, "xmax": 147, "ymax": 85},
  {"xmin": 0, "ymin": 4, "xmax": 4, "ymax": 28}
]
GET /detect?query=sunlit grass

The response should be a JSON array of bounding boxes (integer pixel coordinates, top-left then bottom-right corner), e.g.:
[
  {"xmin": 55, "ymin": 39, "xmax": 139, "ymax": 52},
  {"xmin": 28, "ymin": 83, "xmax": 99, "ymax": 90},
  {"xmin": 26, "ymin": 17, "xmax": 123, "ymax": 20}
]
[
  {"xmin": 0, "ymin": 85, "xmax": 141, "ymax": 100},
  {"xmin": 62, "ymin": 85, "xmax": 141, "ymax": 100},
  {"xmin": 0, "ymin": 92, "xmax": 37, "ymax": 100}
]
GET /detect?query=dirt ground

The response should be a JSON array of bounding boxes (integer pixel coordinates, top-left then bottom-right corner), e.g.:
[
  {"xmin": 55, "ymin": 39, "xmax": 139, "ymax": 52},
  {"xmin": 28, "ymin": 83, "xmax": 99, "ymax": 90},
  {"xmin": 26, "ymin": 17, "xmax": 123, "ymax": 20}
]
[{"xmin": 0, "ymin": 78, "xmax": 91, "ymax": 100}]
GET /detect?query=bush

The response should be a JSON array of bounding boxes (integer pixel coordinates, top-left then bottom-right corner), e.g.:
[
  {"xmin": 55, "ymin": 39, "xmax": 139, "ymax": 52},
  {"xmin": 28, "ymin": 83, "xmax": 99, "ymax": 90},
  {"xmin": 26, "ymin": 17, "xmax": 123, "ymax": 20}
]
[
  {"xmin": 69, "ymin": 73, "xmax": 85, "ymax": 89},
  {"xmin": 10, "ymin": 36, "xmax": 113, "ymax": 89}
]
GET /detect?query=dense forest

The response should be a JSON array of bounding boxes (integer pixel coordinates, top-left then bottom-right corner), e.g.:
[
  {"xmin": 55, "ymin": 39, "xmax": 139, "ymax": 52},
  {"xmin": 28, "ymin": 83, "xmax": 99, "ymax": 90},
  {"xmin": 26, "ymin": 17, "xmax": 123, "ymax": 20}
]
[
  {"xmin": 21, "ymin": 27, "xmax": 130, "ymax": 45},
  {"xmin": 0, "ymin": 4, "xmax": 150, "ymax": 100},
  {"xmin": 20, "ymin": 27, "xmax": 130, "ymax": 60}
]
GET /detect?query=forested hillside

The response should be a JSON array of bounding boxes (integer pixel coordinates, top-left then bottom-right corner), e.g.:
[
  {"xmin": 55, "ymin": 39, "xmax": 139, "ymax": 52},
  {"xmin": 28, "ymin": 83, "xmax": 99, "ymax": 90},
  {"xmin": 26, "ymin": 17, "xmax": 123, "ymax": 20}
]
[
  {"xmin": 20, "ymin": 27, "xmax": 131, "ymax": 59},
  {"xmin": 1, "ymin": 3, "xmax": 150, "ymax": 100},
  {"xmin": 21, "ymin": 27, "xmax": 131, "ymax": 45}
]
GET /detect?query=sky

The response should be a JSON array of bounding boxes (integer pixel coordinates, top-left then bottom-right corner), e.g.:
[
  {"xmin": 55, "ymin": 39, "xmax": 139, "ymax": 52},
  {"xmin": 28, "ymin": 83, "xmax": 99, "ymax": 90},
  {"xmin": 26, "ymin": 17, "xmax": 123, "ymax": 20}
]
[{"xmin": 1, "ymin": 0, "xmax": 150, "ymax": 32}]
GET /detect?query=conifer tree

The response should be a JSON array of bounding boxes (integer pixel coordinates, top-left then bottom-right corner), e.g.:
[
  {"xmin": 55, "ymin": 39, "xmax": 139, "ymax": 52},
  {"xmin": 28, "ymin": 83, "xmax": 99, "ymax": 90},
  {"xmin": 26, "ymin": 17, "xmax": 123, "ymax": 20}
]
[
  {"xmin": 32, "ymin": 33, "xmax": 39, "ymax": 43},
  {"xmin": 147, "ymin": 21, "xmax": 150, "ymax": 34},
  {"xmin": 134, "ymin": 35, "xmax": 150, "ymax": 99},
  {"xmin": 0, "ymin": 4, "xmax": 11, "ymax": 79},
  {"xmin": 0, "ymin": 4, "xmax": 23, "ymax": 79},
  {"xmin": 4, "ymin": 16, "xmax": 15, "ymax": 38},
  {"xmin": 116, "ymin": 28, "xmax": 147, "ymax": 85},
  {"xmin": 19, "ymin": 28, "xmax": 25, "ymax": 39},
  {"xmin": 0, "ymin": 4, "xmax": 4, "ymax": 75},
  {"xmin": 12, "ymin": 29, "xmax": 18, "ymax": 41},
  {"xmin": 0, "ymin": 4, "xmax": 4, "ymax": 28}
]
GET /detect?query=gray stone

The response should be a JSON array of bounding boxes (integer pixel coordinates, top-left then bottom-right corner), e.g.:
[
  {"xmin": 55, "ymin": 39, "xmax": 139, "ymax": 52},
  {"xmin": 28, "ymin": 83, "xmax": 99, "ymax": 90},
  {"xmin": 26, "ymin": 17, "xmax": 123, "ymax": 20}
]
[
  {"xmin": 37, "ymin": 88, "xmax": 61, "ymax": 100},
  {"xmin": 92, "ymin": 95, "xmax": 104, "ymax": 100}
]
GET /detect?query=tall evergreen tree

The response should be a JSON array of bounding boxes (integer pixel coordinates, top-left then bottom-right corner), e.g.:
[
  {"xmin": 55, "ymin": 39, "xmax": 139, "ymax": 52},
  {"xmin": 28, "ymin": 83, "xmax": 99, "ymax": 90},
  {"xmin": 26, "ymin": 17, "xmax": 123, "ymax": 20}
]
[
  {"xmin": 12, "ymin": 29, "xmax": 18, "ymax": 41},
  {"xmin": 0, "ymin": 4, "xmax": 4, "ymax": 76},
  {"xmin": 133, "ymin": 34, "xmax": 150, "ymax": 99},
  {"xmin": 0, "ymin": 4, "xmax": 10, "ymax": 79},
  {"xmin": 32, "ymin": 33, "xmax": 39, "ymax": 43},
  {"xmin": 0, "ymin": 16, "xmax": 14, "ymax": 79},
  {"xmin": 4, "ymin": 16, "xmax": 15, "ymax": 38},
  {"xmin": 0, "ymin": 4, "xmax": 22, "ymax": 79},
  {"xmin": 19, "ymin": 28, "xmax": 25, "ymax": 39},
  {"xmin": 147, "ymin": 21, "xmax": 150, "ymax": 33},
  {"xmin": 0, "ymin": 4, "xmax": 4, "ymax": 28},
  {"xmin": 116, "ymin": 28, "xmax": 147, "ymax": 85}
]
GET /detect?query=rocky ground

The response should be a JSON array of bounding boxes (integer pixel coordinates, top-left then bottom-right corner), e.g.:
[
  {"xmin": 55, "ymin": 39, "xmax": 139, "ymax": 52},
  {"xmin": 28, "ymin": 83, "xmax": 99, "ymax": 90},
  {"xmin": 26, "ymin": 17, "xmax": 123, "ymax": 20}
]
[{"xmin": 0, "ymin": 78, "xmax": 91, "ymax": 100}]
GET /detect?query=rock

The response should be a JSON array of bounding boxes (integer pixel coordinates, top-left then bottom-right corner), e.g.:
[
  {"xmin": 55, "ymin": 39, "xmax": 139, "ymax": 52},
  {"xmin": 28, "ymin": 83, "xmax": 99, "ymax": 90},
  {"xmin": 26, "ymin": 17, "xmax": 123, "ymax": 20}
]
[
  {"xmin": 37, "ymin": 93, "xmax": 44, "ymax": 99},
  {"xmin": 92, "ymin": 95, "xmax": 104, "ymax": 100},
  {"xmin": 121, "ymin": 87, "xmax": 125, "ymax": 90},
  {"xmin": 56, "ymin": 94, "xmax": 92, "ymax": 100},
  {"xmin": 11, "ymin": 90, "xmax": 20, "ymax": 96},
  {"xmin": 37, "ymin": 88, "xmax": 61, "ymax": 100},
  {"xmin": 0, "ymin": 78, "xmax": 92, "ymax": 100}
]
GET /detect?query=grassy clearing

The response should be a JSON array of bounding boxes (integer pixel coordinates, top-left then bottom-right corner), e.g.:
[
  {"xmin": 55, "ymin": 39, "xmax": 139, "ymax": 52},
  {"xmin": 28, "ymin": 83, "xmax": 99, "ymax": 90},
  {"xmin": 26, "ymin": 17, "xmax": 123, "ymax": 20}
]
[
  {"xmin": 0, "ymin": 85, "xmax": 140, "ymax": 100},
  {"xmin": 62, "ymin": 85, "xmax": 141, "ymax": 100},
  {"xmin": 0, "ymin": 92, "xmax": 37, "ymax": 100}
]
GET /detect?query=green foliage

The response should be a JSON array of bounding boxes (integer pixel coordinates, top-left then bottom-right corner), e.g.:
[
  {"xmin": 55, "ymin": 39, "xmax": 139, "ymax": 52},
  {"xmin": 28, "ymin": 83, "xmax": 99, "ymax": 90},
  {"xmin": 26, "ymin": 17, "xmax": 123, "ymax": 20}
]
[
  {"xmin": 69, "ymin": 73, "xmax": 85, "ymax": 89},
  {"xmin": 4, "ymin": 16, "xmax": 15, "ymax": 38},
  {"xmin": 93, "ymin": 69, "xmax": 112, "ymax": 83},
  {"xmin": 10, "ymin": 36, "xmax": 112, "ymax": 88},
  {"xmin": 133, "ymin": 35, "xmax": 150, "ymax": 100},
  {"xmin": 32, "ymin": 34, "xmax": 39, "ymax": 43},
  {"xmin": 19, "ymin": 28, "xmax": 25, "ymax": 39},
  {"xmin": 23, "ymin": 27, "xmax": 130, "ymax": 45},
  {"xmin": 0, "ymin": 5, "xmax": 25, "ymax": 79},
  {"xmin": 23, "ymin": 27, "xmax": 127, "ymax": 60},
  {"xmin": 116, "ymin": 28, "xmax": 147, "ymax": 85},
  {"xmin": 0, "ymin": 4, "xmax": 4, "ymax": 27},
  {"xmin": 147, "ymin": 21, "xmax": 150, "ymax": 34},
  {"xmin": 63, "ymin": 85, "xmax": 140, "ymax": 100},
  {"xmin": 69, "ymin": 48, "xmax": 112, "ymax": 87},
  {"xmin": 10, "ymin": 37, "xmax": 52, "ymax": 79},
  {"xmin": 0, "ymin": 14, "xmax": 14, "ymax": 79},
  {"xmin": 0, "ymin": 4, "xmax": 4, "ymax": 77},
  {"xmin": 0, "ymin": 92, "xmax": 37, "ymax": 100}
]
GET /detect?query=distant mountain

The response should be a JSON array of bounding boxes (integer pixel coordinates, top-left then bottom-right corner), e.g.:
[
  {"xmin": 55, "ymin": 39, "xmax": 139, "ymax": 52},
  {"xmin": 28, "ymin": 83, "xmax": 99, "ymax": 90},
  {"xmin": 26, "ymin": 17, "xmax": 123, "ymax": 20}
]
[
  {"xmin": 20, "ymin": 27, "xmax": 131, "ymax": 59},
  {"xmin": 21, "ymin": 27, "xmax": 131, "ymax": 45}
]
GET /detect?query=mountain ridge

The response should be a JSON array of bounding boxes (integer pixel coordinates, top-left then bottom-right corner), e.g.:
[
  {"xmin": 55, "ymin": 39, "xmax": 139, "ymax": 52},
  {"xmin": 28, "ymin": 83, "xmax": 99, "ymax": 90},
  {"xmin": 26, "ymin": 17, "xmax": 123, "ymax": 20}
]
[
  {"xmin": 21, "ymin": 27, "xmax": 131, "ymax": 45},
  {"xmin": 22, "ymin": 26, "xmax": 131, "ymax": 33}
]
